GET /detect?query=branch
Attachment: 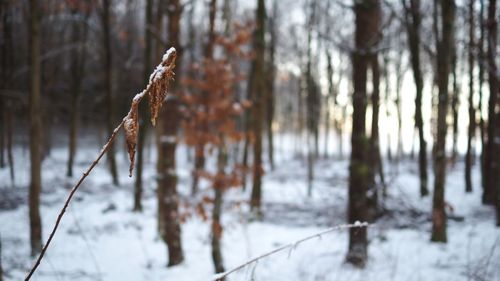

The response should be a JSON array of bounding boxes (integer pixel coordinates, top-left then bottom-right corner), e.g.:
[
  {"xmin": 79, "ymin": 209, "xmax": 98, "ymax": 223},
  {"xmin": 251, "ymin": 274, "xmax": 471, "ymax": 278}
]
[
  {"xmin": 212, "ymin": 222, "xmax": 371, "ymax": 281},
  {"xmin": 24, "ymin": 47, "xmax": 177, "ymax": 281}
]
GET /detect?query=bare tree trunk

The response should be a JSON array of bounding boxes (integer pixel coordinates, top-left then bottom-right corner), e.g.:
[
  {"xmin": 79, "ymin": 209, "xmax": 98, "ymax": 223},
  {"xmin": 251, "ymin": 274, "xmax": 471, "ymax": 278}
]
[
  {"xmin": 478, "ymin": 0, "xmax": 486, "ymax": 193},
  {"xmin": 324, "ymin": 50, "xmax": 334, "ymax": 159},
  {"xmin": 134, "ymin": 0, "xmax": 154, "ymax": 212},
  {"xmin": 431, "ymin": 0, "xmax": 455, "ymax": 243},
  {"xmin": 368, "ymin": 55, "xmax": 382, "ymax": 221},
  {"xmin": 192, "ymin": 0, "xmax": 217, "ymax": 195},
  {"xmin": 451, "ymin": 43, "xmax": 459, "ymax": 163},
  {"xmin": 158, "ymin": 0, "xmax": 184, "ymax": 266},
  {"xmin": 465, "ymin": 0, "xmax": 475, "ymax": 193},
  {"xmin": 28, "ymin": 0, "xmax": 43, "ymax": 256},
  {"xmin": 211, "ymin": 139, "xmax": 227, "ymax": 275},
  {"xmin": 67, "ymin": 6, "xmax": 89, "ymax": 178},
  {"xmin": 483, "ymin": 0, "xmax": 497, "ymax": 206},
  {"xmin": 5, "ymin": 104, "xmax": 14, "ymax": 185},
  {"xmin": 266, "ymin": 0, "xmax": 277, "ymax": 170},
  {"xmin": 249, "ymin": 0, "xmax": 266, "ymax": 216},
  {"xmin": 101, "ymin": 0, "xmax": 119, "ymax": 186},
  {"xmin": 347, "ymin": 0, "xmax": 380, "ymax": 267},
  {"xmin": 403, "ymin": 0, "xmax": 429, "ymax": 196}
]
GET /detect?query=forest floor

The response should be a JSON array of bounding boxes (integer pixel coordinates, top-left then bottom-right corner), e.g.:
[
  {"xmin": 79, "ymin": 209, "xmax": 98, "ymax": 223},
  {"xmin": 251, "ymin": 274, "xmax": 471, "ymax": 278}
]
[{"xmin": 1, "ymin": 134, "xmax": 499, "ymax": 281}]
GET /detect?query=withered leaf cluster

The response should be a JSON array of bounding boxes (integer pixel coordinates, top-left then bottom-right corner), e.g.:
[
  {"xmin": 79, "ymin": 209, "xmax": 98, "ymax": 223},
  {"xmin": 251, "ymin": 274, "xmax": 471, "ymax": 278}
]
[{"xmin": 123, "ymin": 47, "xmax": 177, "ymax": 176}]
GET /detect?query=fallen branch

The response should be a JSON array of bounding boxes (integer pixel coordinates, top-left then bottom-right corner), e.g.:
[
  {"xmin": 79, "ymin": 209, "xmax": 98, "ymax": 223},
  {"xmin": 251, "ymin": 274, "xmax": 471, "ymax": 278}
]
[
  {"xmin": 212, "ymin": 221, "xmax": 370, "ymax": 281},
  {"xmin": 24, "ymin": 47, "xmax": 177, "ymax": 281}
]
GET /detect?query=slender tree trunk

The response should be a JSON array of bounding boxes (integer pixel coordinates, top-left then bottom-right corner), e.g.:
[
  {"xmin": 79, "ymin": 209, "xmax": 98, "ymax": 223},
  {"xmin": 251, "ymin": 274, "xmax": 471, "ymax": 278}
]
[
  {"xmin": 483, "ymin": 0, "xmax": 497, "ymax": 206},
  {"xmin": 431, "ymin": 0, "xmax": 455, "ymax": 243},
  {"xmin": 67, "ymin": 7, "xmax": 89, "ymax": 178},
  {"xmin": 325, "ymin": 49, "xmax": 334, "ymax": 159},
  {"xmin": 395, "ymin": 59, "xmax": 403, "ymax": 161},
  {"xmin": 465, "ymin": 0, "xmax": 475, "ymax": 193},
  {"xmin": 134, "ymin": 0, "xmax": 153, "ymax": 212},
  {"xmin": 403, "ymin": 0, "xmax": 429, "ymax": 196},
  {"xmin": 451, "ymin": 43, "xmax": 459, "ymax": 163},
  {"xmin": 158, "ymin": 0, "xmax": 184, "ymax": 266},
  {"xmin": 102, "ymin": 0, "xmax": 119, "ymax": 186},
  {"xmin": 266, "ymin": 0, "xmax": 277, "ymax": 170},
  {"xmin": 368, "ymin": 55, "xmax": 382, "ymax": 221},
  {"xmin": 28, "ymin": 0, "xmax": 43, "ymax": 256},
  {"xmin": 478, "ymin": 0, "xmax": 486, "ymax": 193},
  {"xmin": 192, "ymin": 0, "xmax": 217, "ymax": 195},
  {"xmin": 5, "ymin": 105, "xmax": 14, "ymax": 185},
  {"xmin": 347, "ymin": 0, "xmax": 380, "ymax": 267},
  {"xmin": 211, "ymin": 139, "xmax": 227, "ymax": 275},
  {"xmin": 249, "ymin": 0, "xmax": 266, "ymax": 216}
]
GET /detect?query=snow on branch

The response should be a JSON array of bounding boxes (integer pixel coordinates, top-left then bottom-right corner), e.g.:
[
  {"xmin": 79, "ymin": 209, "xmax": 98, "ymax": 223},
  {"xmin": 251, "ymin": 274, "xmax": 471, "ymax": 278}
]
[
  {"xmin": 24, "ymin": 48, "xmax": 177, "ymax": 281},
  {"xmin": 212, "ymin": 221, "xmax": 371, "ymax": 281}
]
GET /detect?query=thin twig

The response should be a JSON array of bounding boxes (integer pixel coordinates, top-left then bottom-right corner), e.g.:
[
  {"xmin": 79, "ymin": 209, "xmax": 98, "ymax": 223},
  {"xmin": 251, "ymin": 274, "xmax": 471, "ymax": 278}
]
[
  {"xmin": 24, "ymin": 47, "xmax": 177, "ymax": 281},
  {"xmin": 212, "ymin": 222, "xmax": 370, "ymax": 281},
  {"xmin": 24, "ymin": 121, "xmax": 124, "ymax": 281}
]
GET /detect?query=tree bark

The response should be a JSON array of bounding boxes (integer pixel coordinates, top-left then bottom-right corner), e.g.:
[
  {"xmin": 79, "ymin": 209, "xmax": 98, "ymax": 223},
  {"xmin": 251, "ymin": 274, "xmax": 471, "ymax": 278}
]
[
  {"xmin": 483, "ymin": 0, "xmax": 497, "ymax": 206},
  {"xmin": 249, "ymin": 0, "xmax": 266, "ymax": 216},
  {"xmin": 266, "ymin": 0, "xmax": 277, "ymax": 170},
  {"xmin": 211, "ymin": 141, "xmax": 227, "ymax": 275},
  {"xmin": 431, "ymin": 0, "xmax": 455, "ymax": 243},
  {"xmin": 134, "ymin": 0, "xmax": 154, "ymax": 212},
  {"xmin": 102, "ymin": 0, "xmax": 119, "ymax": 186},
  {"xmin": 67, "ymin": 6, "xmax": 89, "ymax": 178},
  {"xmin": 403, "ymin": 0, "xmax": 428, "ymax": 196},
  {"xmin": 346, "ymin": 0, "xmax": 380, "ymax": 267},
  {"xmin": 158, "ymin": 0, "xmax": 184, "ymax": 266},
  {"xmin": 465, "ymin": 0, "xmax": 475, "ymax": 193},
  {"xmin": 28, "ymin": 0, "xmax": 43, "ymax": 256}
]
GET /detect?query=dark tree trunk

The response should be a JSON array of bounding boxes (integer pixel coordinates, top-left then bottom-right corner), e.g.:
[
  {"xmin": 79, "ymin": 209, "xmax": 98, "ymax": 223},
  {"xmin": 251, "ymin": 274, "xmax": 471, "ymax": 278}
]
[
  {"xmin": 403, "ymin": 0, "xmax": 428, "ymax": 196},
  {"xmin": 451, "ymin": 43, "xmax": 459, "ymax": 163},
  {"xmin": 431, "ymin": 0, "xmax": 455, "ymax": 243},
  {"xmin": 134, "ymin": 0, "xmax": 154, "ymax": 212},
  {"xmin": 158, "ymin": 0, "xmax": 184, "ymax": 266},
  {"xmin": 478, "ymin": 0, "xmax": 486, "ymax": 193},
  {"xmin": 324, "ymin": 49, "xmax": 334, "ymax": 159},
  {"xmin": 346, "ymin": 0, "xmax": 380, "ymax": 268},
  {"xmin": 67, "ymin": 6, "xmax": 89, "ymax": 178},
  {"xmin": 211, "ymin": 140, "xmax": 227, "ymax": 275},
  {"xmin": 249, "ymin": 0, "xmax": 266, "ymax": 216},
  {"xmin": 368, "ymin": 55, "xmax": 382, "ymax": 221},
  {"xmin": 465, "ymin": 0, "xmax": 475, "ymax": 193},
  {"xmin": 5, "ymin": 105, "xmax": 14, "ymax": 185},
  {"xmin": 484, "ymin": 0, "xmax": 498, "ymax": 206},
  {"xmin": 28, "ymin": 0, "xmax": 43, "ymax": 256},
  {"xmin": 192, "ymin": 0, "xmax": 217, "ymax": 195},
  {"xmin": 101, "ymin": 0, "xmax": 119, "ymax": 186},
  {"xmin": 266, "ymin": 0, "xmax": 277, "ymax": 170}
]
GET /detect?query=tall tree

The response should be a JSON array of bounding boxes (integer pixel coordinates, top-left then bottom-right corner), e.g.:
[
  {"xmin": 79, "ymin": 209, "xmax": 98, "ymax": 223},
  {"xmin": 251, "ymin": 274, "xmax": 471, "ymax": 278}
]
[
  {"xmin": 28, "ymin": 0, "xmax": 43, "ymax": 256},
  {"xmin": 483, "ymin": 0, "xmax": 498, "ymax": 206},
  {"xmin": 101, "ymin": 0, "xmax": 119, "ymax": 185},
  {"xmin": 265, "ymin": 0, "xmax": 277, "ymax": 170},
  {"xmin": 465, "ymin": 0, "xmax": 475, "ymax": 193},
  {"xmin": 403, "ymin": 0, "xmax": 429, "ymax": 196},
  {"xmin": 346, "ymin": 0, "xmax": 380, "ymax": 267},
  {"xmin": 157, "ymin": 0, "xmax": 184, "ymax": 266},
  {"xmin": 431, "ymin": 0, "xmax": 455, "ymax": 243},
  {"xmin": 191, "ymin": 0, "xmax": 217, "ymax": 195},
  {"xmin": 67, "ymin": 1, "xmax": 90, "ymax": 178},
  {"xmin": 249, "ymin": 0, "xmax": 266, "ymax": 215},
  {"xmin": 133, "ymin": 0, "xmax": 153, "ymax": 212}
]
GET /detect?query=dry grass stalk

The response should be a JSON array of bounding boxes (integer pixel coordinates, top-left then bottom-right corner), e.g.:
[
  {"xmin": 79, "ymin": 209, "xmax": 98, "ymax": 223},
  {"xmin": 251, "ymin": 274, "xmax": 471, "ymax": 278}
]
[{"xmin": 24, "ymin": 47, "xmax": 177, "ymax": 281}]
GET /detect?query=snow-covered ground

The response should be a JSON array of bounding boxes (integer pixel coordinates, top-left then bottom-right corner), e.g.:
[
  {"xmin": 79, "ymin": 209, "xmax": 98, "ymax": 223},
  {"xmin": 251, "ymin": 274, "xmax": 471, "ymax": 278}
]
[{"xmin": 1, "ymin": 133, "xmax": 499, "ymax": 281}]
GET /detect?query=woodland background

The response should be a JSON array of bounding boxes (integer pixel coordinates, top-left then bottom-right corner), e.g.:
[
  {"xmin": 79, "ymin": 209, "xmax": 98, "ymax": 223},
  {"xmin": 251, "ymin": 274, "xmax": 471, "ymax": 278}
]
[{"xmin": 1, "ymin": 0, "xmax": 500, "ymax": 280}]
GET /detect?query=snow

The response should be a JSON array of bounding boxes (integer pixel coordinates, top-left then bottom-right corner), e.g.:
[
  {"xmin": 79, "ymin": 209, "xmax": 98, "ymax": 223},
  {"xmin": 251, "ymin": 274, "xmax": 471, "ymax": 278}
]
[{"xmin": 0, "ymin": 132, "xmax": 499, "ymax": 281}]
